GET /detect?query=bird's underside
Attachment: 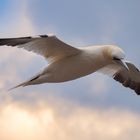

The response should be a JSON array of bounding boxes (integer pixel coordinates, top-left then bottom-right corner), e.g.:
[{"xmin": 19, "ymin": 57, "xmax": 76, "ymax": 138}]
[{"xmin": 0, "ymin": 34, "xmax": 140, "ymax": 95}]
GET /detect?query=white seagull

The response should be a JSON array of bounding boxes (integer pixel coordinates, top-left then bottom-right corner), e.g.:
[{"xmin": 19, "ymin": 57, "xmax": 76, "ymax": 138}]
[{"xmin": 0, "ymin": 35, "xmax": 140, "ymax": 95}]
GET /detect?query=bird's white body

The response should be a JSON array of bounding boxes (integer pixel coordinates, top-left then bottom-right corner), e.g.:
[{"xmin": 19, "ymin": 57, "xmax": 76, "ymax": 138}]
[{"xmin": 31, "ymin": 46, "xmax": 110, "ymax": 84}]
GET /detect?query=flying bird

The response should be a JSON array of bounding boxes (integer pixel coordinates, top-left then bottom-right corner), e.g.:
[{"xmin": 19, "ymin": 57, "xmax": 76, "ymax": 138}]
[{"xmin": 0, "ymin": 35, "xmax": 140, "ymax": 95}]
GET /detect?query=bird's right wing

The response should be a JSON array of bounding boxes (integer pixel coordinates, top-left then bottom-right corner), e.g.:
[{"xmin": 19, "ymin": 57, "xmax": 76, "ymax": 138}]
[
  {"xmin": 113, "ymin": 62, "xmax": 140, "ymax": 95},
  {"xmin": 98, "ymin": 62, "xmax": 140, "ymax": 95},
  {"xmin": 0, "ymin": 35, "xmax": 81, "ymax": 63}
]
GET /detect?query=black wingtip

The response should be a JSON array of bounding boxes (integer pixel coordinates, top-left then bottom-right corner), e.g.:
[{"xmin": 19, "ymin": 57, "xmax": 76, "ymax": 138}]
[
  {"xmin": 135, "ymin": 85, "xmax": 140, "ymax": 95},
  {"xmin": 39, "ymin": 35, "xmax": 48, "ymax": 38}
]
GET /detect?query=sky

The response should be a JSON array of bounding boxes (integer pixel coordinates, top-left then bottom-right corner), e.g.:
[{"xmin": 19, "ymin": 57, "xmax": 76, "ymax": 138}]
[{"xmin": 0, "ymin": 0, "xmax": 140, "ymax": 139}]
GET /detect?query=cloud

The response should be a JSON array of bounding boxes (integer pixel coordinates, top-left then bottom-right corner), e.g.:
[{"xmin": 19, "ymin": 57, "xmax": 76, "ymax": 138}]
[
  {"xmin": 11, "ymin": 0, "xmax": 35, "ymax": 36},
  {"xmin": 0, "ymin": 95, "xmax": 140, "ymax": 140},
  {"xmin": 0, "ymin": 47, "xmax": 38, "ymax": 89},
  {"xmin": 0, "ymin": 0, "xmax": 35, "ymax": 37}
]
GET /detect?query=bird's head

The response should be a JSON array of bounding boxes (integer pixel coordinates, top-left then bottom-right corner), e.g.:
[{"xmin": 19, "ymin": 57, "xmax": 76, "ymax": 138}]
[{"xmin": 103, "ymin": 45, "xmax": 129, "ymax": 70}]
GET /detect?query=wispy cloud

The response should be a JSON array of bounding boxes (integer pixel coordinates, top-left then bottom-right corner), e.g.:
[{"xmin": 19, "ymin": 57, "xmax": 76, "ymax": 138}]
[{"xmin": 0, "ymin": 0, "xmax": 35, "ymax": 37}]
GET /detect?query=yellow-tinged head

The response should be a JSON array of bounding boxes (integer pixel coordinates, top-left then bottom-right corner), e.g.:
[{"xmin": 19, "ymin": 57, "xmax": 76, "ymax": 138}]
[
  {"xmin": 103, "ymin": 45, "xmax": 125, "ymax": 60},
  {"xmin": 103, "ymin": 45, "xmax": 129, "ymax": 70}
]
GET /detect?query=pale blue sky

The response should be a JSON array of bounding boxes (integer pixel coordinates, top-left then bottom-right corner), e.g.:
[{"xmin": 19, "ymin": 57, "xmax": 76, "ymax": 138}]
[{"xmin": 0, "ymin": 0, "xmax": 140, "ymax": 112}]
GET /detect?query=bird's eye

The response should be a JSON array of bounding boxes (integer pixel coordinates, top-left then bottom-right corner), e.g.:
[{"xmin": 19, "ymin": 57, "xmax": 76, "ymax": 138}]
[{"xmin": 113, "ymin": 57, "xmax": 121, "ymax": 61}]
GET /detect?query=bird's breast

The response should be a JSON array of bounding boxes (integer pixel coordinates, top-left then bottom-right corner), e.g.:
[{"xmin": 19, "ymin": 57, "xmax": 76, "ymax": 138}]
[{"xmin": 46, "ymin": 52, "xmax": 108, "ymax": 82}]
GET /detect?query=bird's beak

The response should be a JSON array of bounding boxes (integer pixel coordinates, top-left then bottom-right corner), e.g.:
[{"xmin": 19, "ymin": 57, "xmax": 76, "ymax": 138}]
[{"xmin": 116, "ymin": 60, "xmax": 129, "ymax": 71}]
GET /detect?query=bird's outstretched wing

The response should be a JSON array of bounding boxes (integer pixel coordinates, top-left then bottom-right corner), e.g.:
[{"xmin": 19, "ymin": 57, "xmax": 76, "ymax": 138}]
[
  {"xmin": 98, "ymin": 62, "xmax": 140, "ymax": 95},
  {"xmin": 0, "ymin": 35, "xmax": 80, "ymax": 63}
]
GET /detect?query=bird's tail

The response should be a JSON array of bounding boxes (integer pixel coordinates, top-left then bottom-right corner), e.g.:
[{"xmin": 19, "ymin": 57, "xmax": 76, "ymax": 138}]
[
  {"xmin": 8, "ymin": 74, "xmax": 41, "ymax": 91},
  {"xmin": 8, "ymin": 82, "xmax": 27, "ymax": 91}
]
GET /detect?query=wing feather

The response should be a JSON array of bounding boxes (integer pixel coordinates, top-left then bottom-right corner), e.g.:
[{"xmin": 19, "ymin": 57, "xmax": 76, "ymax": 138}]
[
  {"xmin": 0, "ymin": 35, "xmax": 80, "ymax": 63},
  {"xmin": 98, "ymin": 62, "xmax": 140, "ymax": 95},
  {"xmin": 114, "ymin": 62, "xmax": 140, "ymax": 95}
]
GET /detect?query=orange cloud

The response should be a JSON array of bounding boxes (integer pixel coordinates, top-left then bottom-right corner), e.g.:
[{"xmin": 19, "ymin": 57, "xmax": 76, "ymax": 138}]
[{"xmin": 0, "ymin": 95, "xmax": 140, "ymax": 140}]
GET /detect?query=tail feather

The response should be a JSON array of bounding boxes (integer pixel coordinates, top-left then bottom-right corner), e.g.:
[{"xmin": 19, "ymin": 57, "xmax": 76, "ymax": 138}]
[
  {"xmin": 8, "ymin": 82, "xmax": 27, "ymax": 91},
  {"xmin": 9, "ymin": 74, "xmax": 41, "ymax": 91}
]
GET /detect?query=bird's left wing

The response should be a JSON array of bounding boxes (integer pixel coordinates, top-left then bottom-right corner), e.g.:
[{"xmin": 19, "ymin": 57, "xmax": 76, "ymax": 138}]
[
  {"xmin": 98, "ymin": 62, "xmax": 140, "ymax": 95},
  {"xmin": 0, "ymin": 35, "xmax": 81, "ymax": 63}
]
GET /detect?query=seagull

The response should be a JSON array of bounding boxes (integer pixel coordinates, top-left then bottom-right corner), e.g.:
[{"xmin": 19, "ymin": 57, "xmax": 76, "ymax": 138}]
[{"xmin": 0, "ymin": 35, "xmax": 140, "ymax": 95}]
